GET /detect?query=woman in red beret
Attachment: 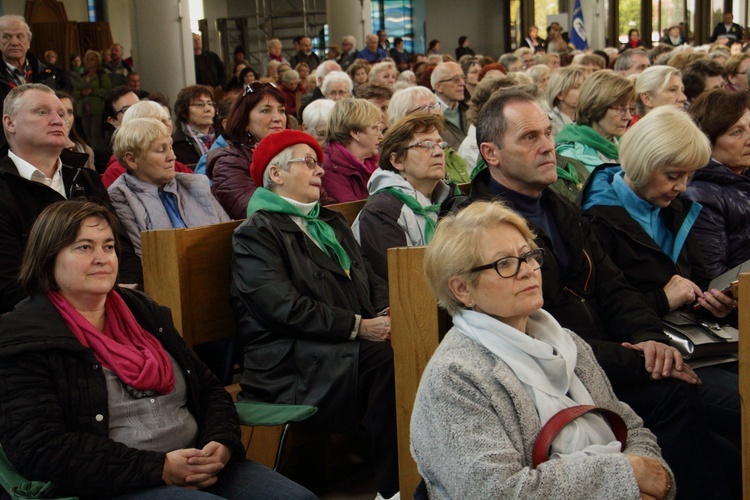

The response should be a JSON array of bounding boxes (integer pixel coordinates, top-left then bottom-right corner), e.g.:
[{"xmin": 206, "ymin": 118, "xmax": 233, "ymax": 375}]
[{"xmin": 231, "ymin": 130, "xmax": 400, "ymax": 500}]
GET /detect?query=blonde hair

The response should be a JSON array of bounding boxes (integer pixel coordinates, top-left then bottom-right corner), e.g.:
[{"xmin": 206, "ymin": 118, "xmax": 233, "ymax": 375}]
[
  {"xmin": 619, "ymin": 106, "xmax": 710, "ymax": 189},
  {"xmin": 634, "ymin": 66, "xmax": 682, "ymax": 115},
  {"xmin": 368, "ymin": 61, "xmax": 397, "ymax": 84},
  {"xmin": 112, "ymin": 118, "xmax": 170, "ymax": 168},
  {"xmin": 424, "ymin": 201, "xmax": 537, "ymax": 315},
  {"xmin": 546, "ymin": 66, "xmax": 586, "ymax": 110},
  {"xmin": 576, "ymin": 70, "xmax": 634, "ymax": 126},
  {"xmin": 327, "ymin": 98, "xmax": 381, "ymax": 145}
]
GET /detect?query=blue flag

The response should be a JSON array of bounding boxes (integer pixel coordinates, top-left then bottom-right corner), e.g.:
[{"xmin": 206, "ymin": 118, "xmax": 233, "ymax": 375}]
[{"xmin": 570, "ymin": 0, "xmax": 588, "ymax": 50}]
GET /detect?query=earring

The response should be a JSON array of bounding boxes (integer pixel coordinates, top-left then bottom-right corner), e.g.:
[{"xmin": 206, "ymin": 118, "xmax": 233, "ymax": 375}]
[{"xmin": 468, "ymin": 303, "xmax": 474, "ymax": 310}]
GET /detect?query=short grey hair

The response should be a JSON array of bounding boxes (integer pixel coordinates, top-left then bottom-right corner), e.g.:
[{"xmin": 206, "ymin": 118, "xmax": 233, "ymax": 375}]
[
  {"xmin": 476, "ymin": 88, "xmax": 538, "ymax": 148},
  {"xmin": 302, "ymin": 98, "xmax": 335, "ymax": 132},
  {"xmin": 0, "ymin": 15, "xmax": 32, "ymax": 42},
  {"xmin": 281, "ymin": 69, "xmax": 300, "ymax": 83},
  {"xmin": 388, "ymin": 86, "xmax": 437, "ymax": 127},
  {"xmin": 634, "ymin": 65, "xmax": 682, "ymax": 115},
  {"xmin": 262, "ymin": 146, "xmax": 295, "ymax": 189},
  {"xmin": 619, "ymin": 106, "xmax": 710, "ymax": 189},
  {"xmin": 321, "ymin": 71, "xmax": 353, "ymax": 95},
  {"xmin": 3, "ymin": 83, "xmax": 53, "ymax": 119},
  {"xmin": 499, "ymin": 54, "xmax": 521, "ymax": 70},
  {"xmin": 342, "ymin": 35, "xmax": 356, "ymax": 46},
  {"xmin": 430, "ymin": 61, "xmax": 462, "ymax": 89},
  {"xmin": 316, "ymin": 60, "xmax": 343, "ymax": 85},
  {"xmin": 614, "ymin": 49, "xmax": 648, "ymax": 72},
  {"xmin": 267, "ymin": 38, "xmax": 282, "ymax": 50}
]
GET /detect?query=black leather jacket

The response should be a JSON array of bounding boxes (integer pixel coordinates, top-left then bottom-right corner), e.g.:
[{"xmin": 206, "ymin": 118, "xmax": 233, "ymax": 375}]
[{"xmin": 231, "ymin": 208, "xmax": 389, "ymax": 429}]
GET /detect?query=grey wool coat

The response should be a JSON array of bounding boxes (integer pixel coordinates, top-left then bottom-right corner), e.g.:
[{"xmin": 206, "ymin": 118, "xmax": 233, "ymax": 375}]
[{"xmin": 410, "ymin": 327, "xmax": 675, "ymax": 499}]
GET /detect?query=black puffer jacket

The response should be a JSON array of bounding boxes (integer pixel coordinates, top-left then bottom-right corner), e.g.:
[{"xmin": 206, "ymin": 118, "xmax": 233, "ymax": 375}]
[
  {"xmin": 683, "ymin": 160, "xmax": 750, "ymax": 278},
  {"xmin": 0, "ymin": 289, "xmax": 244, "ymax": 498},
  {"xmin": 465, "ymin": 169, "xmax": 668, "ymax": 387},
  {"xmin": 231, "ymin": 208, "xmax": 389, "ymax": 430},
  {"xmin": 0, "ymin": 155, "xmax": 143, "ymax": 314}
]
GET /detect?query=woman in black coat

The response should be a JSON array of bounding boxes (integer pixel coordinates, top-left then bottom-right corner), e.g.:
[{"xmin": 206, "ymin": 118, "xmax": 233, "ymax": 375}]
[
  {"xmin": 231, "ymin": 130, "xmax": 399, "ymax": 500},
  {"xmin": 0, "ymin": 200, "xmax": 313, "ymax": 499}
]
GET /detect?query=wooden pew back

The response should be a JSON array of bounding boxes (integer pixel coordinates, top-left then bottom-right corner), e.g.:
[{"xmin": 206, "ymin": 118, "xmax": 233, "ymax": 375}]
[
  {"xmin": 388, "ymin": 246, "xmax": 450, "ymax": 495},
  {"xmin": 326, "ymin": 199, "xmax": 367, "ymax": 226},
  {"xmin": 141, "ymin": 220, "xmax": 243, "ymax": 347},
  {"xmin": 737, "ymin": 273, "xmax": 750, "ymax": 497}
]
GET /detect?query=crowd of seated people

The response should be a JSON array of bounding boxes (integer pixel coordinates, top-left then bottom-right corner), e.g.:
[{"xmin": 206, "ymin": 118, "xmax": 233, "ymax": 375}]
[{"xmin": 0, "ymin": 9, "xmax": 749, "ymax": 498}]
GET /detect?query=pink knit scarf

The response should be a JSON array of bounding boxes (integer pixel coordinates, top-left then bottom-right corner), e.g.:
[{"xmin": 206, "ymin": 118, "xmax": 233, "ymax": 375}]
[{"xmin": 48, "ymin": 290, "xmax": 175, "ymax": 394}]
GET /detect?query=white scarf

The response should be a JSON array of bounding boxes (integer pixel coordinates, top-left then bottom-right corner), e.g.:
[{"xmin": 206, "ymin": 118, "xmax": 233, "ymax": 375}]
[{"xmin": 453, "ymin": 308, "xmax": 622, "ymax": 460}]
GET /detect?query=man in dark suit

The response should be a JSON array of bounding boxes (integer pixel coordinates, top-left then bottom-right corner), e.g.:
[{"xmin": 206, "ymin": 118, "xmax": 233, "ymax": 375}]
[{"xmin": 710, "ymin": 12, "xmax": 743, "ymax": 43}]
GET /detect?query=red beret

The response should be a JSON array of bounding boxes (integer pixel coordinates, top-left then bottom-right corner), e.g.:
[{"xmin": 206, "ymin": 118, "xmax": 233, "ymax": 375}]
[{"xmin": 250, "ymin": 130, "xmax": 324, "ymax": 187}]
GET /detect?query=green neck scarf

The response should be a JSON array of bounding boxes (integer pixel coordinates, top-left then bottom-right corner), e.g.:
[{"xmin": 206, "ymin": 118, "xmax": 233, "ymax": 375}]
[
  {"xmin": 376, "ymin": 188, "xmax": 441, "ymax": 243},
  {"xmin": 555, "ymin": 124, "xmax": 620, "ymax": 161},
  {"xmin": 248, "ymin": 188, "xmax": 351, "ymax": 274},
  {"xmin": 556, "ymin": 161, "xmax": 580, "ymax": 184}
]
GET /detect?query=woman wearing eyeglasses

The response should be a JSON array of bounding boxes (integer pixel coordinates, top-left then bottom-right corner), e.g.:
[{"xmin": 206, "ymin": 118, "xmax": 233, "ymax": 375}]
[
  {"xmin": 388, "ymin": 86, "xmax": 470, "ymax": 183},
  {"xmin": 555, "ymin": 70, "xmax": 635, "ymax": 172},
  {"xmin": 413, "ymin": 200, "xmax": 673, "ymax": 499},
  {"xmin": 353, "ymin": 114, "xmax": 461, "ymax": 281},
  {"xmin": 172, "ymin": 85, "xmax": 216, "ymax": 166},
  {"xmin": 231, "ymin": 129, "xmax": 399, "ymax": 500},
  {"xmin": 322, "ymin": 98, "xmax": 383, "ymax": 203}
]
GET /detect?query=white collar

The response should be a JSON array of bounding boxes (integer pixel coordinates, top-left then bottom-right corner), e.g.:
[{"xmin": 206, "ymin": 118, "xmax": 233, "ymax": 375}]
[{"xmin": 9, "ymin": 150, "xmax": 65, "ymax": 197}]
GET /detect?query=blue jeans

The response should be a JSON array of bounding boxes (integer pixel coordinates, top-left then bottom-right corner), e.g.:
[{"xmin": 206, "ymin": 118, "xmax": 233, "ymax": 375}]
[{"xmin": 108, "ymin": 460, "xmax": 316, "ymax": 499}]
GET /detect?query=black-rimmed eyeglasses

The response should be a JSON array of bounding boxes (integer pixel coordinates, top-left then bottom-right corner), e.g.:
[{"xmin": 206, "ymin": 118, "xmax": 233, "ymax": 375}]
[{"xmin": 469, "ymin": 248, "xmax": 545, "ymax": 278}]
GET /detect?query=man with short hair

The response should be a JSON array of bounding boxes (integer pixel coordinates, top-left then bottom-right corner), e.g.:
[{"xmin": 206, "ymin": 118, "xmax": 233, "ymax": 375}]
[
  {"xmin": 431, "ymin": 62, "xmax": 468, "ymax": 150},
  {"xmin": 297, "ymin": 60, "xmax": 341, "ymax": 121},
  {"xmin": 357, "ymin": 34, "xmax": 387, "ymax": 63},
  {"xmin": 682, "ymin": 59, "xmax": 726, "ymax": 104},
  {"xmin": 710, "ymin": 12, "xmax": 743, "ymax": 43},
  {"xmin": 467, "ymin": 89, "xmax": 739, "ymax": 498},
  {"xmin": 0, "ymin": 15, "xmax": 59, "ymax": 109},
  {"xmin": 105, "ymin": 43, "xmax": 133, "ymax": 87},
  {"xmin": 193, "ymin": 32, "xmax": 226, "ymax": 89},
  {"xmin": 336, "ymin": 35, "xmax": 358, "ymax": 71},
  {"xmin": 614, "ymin": 49, "xmax": 651, "ymax": 76},
  {"xmin": 377, "ymin": 29, "xmax": 389, "ymax": 51},
  {"xmin": 389, "ymin": 37, "xmax": 410, "ymax": 72},
  {"xmin": 125, "ymin": 71, "xmax": 148, "ymax": 99},
  {"xmin": 454, "ymin": 36, "xmax": 475, "ymax": 60},
  {"xmin": 0, "ymin": 84, "xmax": 142, "ymax": 313},
  {"xmin": 289, "ymin": 36, "xmax": 320, "ymax": 71}
]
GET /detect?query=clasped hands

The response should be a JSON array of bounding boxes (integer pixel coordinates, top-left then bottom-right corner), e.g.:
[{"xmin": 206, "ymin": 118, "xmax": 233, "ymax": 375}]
[
  {"xmin": 162, "ymin": 441, "xmax": 231, "ymax": 489},
  {"xmin": 622, "ymin": 340, "xmax": 700, "ymax": 384}
]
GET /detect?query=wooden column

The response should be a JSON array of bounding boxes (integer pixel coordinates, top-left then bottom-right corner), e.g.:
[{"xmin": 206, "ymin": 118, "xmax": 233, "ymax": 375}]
[{"xmin": 738, "ymin": 273, "xmax": 750, "ymax": 499}]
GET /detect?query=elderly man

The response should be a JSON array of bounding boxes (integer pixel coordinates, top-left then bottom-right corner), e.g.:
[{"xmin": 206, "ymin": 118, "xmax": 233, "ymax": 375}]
[
  {"xmin": 297, "ymin": 59, "xmax": 342, "ymax": 121},
  {"xmin": 336, "ymin": 35, "xmax": 358, "ymax": 71},
  {"xmin": 0, "ymin": 84, "xmax": 142, "ymax": 313},
  {"xmin": 431, "ymin": 62, "xmax": 468, "ymax": 150},
  {"xmin": 193, "ymin": 32, "xmax": 226, "ymax": 89},
  {"xmin": 614, "ymin": 48, "xmax": 651, "ymax": 76},
  {"xmin": 105, "ymin": 43, "xmax": 133, "ymax": 87},
  {"xmin": 126, "ymin": 72, "xmax": 149, "ymax": 99},
  {"xmin": 466, "ymin": 88, "xmax": 740, "ymax": 498},
  {"xmin": 289, "ymin": 36, "xmax": 320, "ymax": 71},
  {"xmin": 357, "ymin": 34, "xmax": 387, "ymax": 63},
  {"xmin": 0, "ymin": 15, "xmax": 58, "ymax": 109}
]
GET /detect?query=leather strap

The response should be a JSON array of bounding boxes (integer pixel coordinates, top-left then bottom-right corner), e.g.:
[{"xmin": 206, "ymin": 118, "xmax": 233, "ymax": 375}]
[{"xmin": 532, "ymin": 405, "xmax": 628, "ymax": 468}]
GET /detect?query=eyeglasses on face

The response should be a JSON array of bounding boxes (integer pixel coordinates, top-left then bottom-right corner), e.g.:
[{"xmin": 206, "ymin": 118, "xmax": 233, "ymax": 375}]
[
  {"xmin": 285, "ymin": 156, "xmax": 321, "ymax": 169},
  {"xmin": 408, "ymin": 102, "xmax": 441, "ymax": 115},
  {"xmin": 436, "ymin": 75, "xmax": 465, "ymax": 85},
  {"xmin": 610, "ymin": 105, "xmax": 636, "ymax": 116},
  {"xmin": 115, "ymin": 106, "xmax": 131, "ymax": 116},
  {"xmin": 325, "ymin": 89, "xmax": 352, "ymax": 98},
  {"xmin": 242, "ymin": 81, "xmax": 277, "ymax": 97},
  {"xmin": 469, "ymin": 248, "xmax": 545, "ymax": 278},
  {"xmin": 190, "ymin": 100, "xmax": 216, "ymax": 109},
  {"xmin": 405, "ymin": 140, "xmax": 450, "ymax": 151}
]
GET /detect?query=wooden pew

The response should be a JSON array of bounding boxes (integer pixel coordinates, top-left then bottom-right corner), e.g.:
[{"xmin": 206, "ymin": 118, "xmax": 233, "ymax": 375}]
[
  {"xmin": 388, "ymin": 246, "xmax": 451, "ymax": 495},
  {"xmin": 738, "ymin": 274, "xmax": 750, "ymax": 498},
  {"xmin": 326, "ymin": 199, "xmax": 367, "ymax": 226}
]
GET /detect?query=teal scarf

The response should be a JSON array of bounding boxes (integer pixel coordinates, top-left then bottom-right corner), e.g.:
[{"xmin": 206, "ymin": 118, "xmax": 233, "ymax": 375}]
[
  {"xmin": 375, "ymin": 188, "xmax": 441, "ymax": 244},
  {"xmin": 555, "ymin": 124, "xmax": 620, "ymax": 161},
  {"xmin": 248, "ymin": 188, "xmax": 351, "ymax": 274}
]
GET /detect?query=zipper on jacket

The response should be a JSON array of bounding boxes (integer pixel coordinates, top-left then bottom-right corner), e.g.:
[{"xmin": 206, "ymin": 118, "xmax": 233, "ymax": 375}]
[{"xmin": 564, "ymin": 286, "xmax": 585, "ymax": 303}]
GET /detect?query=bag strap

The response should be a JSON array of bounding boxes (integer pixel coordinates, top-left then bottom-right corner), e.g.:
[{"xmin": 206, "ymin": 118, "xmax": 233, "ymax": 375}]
[{"xmin": 532, "ymin": 404, "xmax": 628, "ymax": 468}]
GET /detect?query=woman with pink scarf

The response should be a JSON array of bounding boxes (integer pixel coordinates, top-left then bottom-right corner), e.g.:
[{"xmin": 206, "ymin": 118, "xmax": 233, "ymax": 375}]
[{"xmin": 0, "ymin": 200, "xmax": 315, "ymax": 499}]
